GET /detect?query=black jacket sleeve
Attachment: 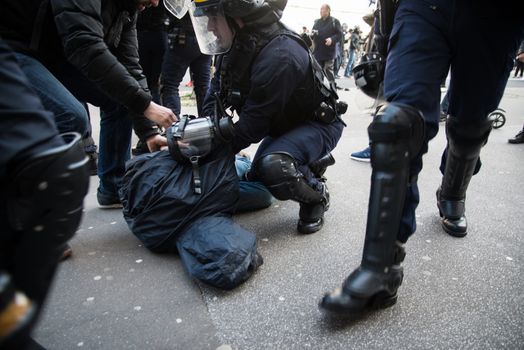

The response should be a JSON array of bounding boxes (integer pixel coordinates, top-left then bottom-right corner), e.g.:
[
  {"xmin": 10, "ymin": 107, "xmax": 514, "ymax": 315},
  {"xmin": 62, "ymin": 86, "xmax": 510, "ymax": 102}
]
[
  {"xmin": 50, "ymin": 0, "xmax": 152, "ymax": 115},
  {"xmin": 331, "ymin": 18, "xmax": 343, "ymax": 45}
]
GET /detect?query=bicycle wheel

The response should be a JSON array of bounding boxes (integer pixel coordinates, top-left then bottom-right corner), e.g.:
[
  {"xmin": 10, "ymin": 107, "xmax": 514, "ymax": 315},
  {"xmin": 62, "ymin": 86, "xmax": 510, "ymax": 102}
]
[{"xmin": 489, "ymin": 111, "xmax": 506, "ymax": 129}]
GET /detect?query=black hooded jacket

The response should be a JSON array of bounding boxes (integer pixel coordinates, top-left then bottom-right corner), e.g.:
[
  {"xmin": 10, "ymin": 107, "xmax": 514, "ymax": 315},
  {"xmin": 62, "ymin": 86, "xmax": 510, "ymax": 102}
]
[{"xmin": 0, "ymin": 0, "xmax": 153, "ymax": 123}]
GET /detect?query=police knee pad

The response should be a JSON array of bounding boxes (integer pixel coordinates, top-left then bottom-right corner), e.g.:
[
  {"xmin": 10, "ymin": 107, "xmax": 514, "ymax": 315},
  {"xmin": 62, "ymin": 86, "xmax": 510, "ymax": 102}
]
[
  {"xmin": 368, "ymin": 103, "xmax": 425, "ymax": 164},
  {"xmin": 446, "ymin": 116, "xmax": 492, "ymax": 158},
  {"xmin": 7, "ymin": 132, "xmax": 90, "ymax": 245},
  {"xmin": 252, "ymin": 152, "xmax": 322, "ymax": 204}
]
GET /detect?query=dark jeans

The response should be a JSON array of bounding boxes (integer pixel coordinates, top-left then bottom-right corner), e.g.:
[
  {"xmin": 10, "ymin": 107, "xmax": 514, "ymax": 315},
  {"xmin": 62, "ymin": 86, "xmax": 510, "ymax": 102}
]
[
  {"xmin": 138, "ymin": 30, "xmax": 168, "ymax": 104},
  {"xmin": 161, "ymin": 34, "xmax": 212, "ymax": 116},
  {"xmin": 334, "ymin": 52, "xmax": 342, "ymax": 77},
  {"xmin": 234, "ymin": 155, "xmax": 273, "ymax": 212},
  {"xmin": 14, "ymin": 53, "xmax": 89, "ymax": 137},
  {"xmin": 384, "ymin": 0, "xmax": 524, "ymax": 242},
  {"xmin": 14, "ymin": 53, "xmax": 132, "ymax": 197},
  {"xmin": 345, "ymin": 49, "xmax": 356, "ymax": 76},
  {"xmin": 316, "ymin": 59, "xmax": 335, "ymax": 85}
]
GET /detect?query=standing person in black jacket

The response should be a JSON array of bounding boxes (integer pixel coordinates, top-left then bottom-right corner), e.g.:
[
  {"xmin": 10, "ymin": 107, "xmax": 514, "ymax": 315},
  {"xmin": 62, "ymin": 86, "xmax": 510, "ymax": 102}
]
[
  {"xmin": 311, "ymin": 4, "xmax": 343, "ymax": 87},
  {"xmin": 0, "ymin": 0, "xmax": 177, "ymax": 209}
]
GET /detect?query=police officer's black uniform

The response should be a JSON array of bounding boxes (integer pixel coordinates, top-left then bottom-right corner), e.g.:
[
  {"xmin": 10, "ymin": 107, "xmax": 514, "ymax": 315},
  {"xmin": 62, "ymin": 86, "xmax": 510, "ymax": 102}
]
[
  {"xmin": 321, "ymin": 0, "xmax": 524, "ymax": 316},
  {"xmin": 0, "ymin": 40, "xmax": 89, "ymax": 349},
  {"xmin": 190, "ymin": 0, "xmax": 346, "ymax": 234}
]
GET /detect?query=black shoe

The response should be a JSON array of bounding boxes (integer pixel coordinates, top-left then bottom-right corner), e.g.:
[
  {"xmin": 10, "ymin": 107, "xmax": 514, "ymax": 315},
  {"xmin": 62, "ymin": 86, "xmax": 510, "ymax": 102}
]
[
  {"xmin": 436, "ymin": 187, "xmax": 467, "ymax": 237},
  {"xmin": 320, "ymin": 265, "xmax": 403, "ymax": 316},
  {"xmin": 297, "ymin": 182, "xmax": 330, "ymax": 234},
  {"xmin": 87, "ymin": 151, "xmax": 98, "ymax": 176},
  {"xmin": 97, "ymin": 189, "xmax": 123, "ymax": 209},
  {"xmin": 508, "ymin": 130, "xmax": 524, "ymax": 144}
]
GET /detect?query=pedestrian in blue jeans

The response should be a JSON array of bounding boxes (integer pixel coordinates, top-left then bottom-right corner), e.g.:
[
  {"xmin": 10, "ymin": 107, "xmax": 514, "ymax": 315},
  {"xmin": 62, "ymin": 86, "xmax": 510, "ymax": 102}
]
[
  {"xmin": 344, "ymin": 27, "xmax": 360, "ymax": 77},
  {"xmin": 0, "ymin": 0, "xmax": 177, "ymax": 209}
]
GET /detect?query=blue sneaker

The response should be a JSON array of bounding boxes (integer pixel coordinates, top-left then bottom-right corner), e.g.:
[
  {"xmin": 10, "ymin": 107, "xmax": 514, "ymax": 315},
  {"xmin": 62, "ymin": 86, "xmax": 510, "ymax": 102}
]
[{"xmin": 350, "ymin": 146, "xmax": 371, "ymax": 162}]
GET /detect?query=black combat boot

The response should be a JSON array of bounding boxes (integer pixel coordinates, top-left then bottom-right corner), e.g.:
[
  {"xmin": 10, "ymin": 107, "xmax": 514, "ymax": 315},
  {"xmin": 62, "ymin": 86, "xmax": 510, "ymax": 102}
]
[
  {"xmin": 253, "ymin": 152, "xmax": 332, "ymax": 235},
  {"xmin": 297, "ymin": 182, "xmax": 330, "ymax": 234},
  {"xmin": 436, "ymin": 187, "xmax": 467, "ymax": 237},
  {"xmin": 436, "ymin": 117, "xmax": 492, "ymax": 237},
  {"xmin": 321, "ymin": 242, "xmax": 405, "ymax": 314},
  {"xmin": 320, "ymin": 103, "xmax": 425, "ymax": 316}
]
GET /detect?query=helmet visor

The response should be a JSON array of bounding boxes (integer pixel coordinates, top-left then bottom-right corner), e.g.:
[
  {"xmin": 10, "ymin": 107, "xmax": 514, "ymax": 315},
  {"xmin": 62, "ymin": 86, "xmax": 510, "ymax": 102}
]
[
  {"xmin": 189, "ymin": 0, "xmax": 234, "ymax": 55},
  {"xmin": 164, "ymin": 0, "xmax": 189, "ymax": 19}
]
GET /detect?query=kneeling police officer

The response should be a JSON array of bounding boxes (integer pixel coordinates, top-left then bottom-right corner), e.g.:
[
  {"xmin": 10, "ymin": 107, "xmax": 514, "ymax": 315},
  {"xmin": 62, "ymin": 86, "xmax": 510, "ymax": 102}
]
[{"xmin": 164, "ymin": 0, "xmax": 346, "ymax": 234}]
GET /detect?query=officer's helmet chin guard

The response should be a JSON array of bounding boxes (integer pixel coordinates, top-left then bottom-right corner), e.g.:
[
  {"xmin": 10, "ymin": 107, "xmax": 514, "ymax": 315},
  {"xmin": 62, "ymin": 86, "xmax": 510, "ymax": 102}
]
[
  {"xmin": 186, "ymin": 0, "xmax": 235, "ymax": 55},
  {"xmin": 353, "ymin": 52, "xmax": 385, "ymax": 100}
]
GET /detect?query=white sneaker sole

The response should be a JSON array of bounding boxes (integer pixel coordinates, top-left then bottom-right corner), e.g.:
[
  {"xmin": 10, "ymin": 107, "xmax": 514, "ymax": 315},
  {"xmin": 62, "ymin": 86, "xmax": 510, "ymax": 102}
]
[{"xmin": 350, "ymin": 156, "xmax": 370, "ymax": 162}]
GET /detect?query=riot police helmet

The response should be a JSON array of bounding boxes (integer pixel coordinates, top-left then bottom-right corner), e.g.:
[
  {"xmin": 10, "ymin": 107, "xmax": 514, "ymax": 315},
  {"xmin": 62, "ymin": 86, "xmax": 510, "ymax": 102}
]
[
  {"xmin": 353, "ymin": 52, "xmax": 385, "ymax": 100},
  {"xmin": 164, "ymin": 0, "xmax": 287, "ymax": 54}
]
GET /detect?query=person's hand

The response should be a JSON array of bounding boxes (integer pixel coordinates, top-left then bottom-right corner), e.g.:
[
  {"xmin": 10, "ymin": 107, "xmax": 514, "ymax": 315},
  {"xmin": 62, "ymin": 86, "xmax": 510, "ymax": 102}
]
[
  {"xmin": 325, "ymin": 37, "xmax": 333, "ymax": 46},
  {"xmin": 145, "ymin": 134, "xmax": 168, "ymax": 152},
  {"xmin": 518, "ymin": 52, "xmax": 524, "ymax": 63},
  {"xmin": 143, "ymin": 101, "xmax": 177, "ymax": 129}
]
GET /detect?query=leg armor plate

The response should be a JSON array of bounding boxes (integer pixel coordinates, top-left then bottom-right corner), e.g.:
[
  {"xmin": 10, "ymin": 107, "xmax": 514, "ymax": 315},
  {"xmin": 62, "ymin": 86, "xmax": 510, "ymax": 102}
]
[
  {"xmin": 321, "ymin": 102, "xmax": 425, "ymax": 315},
  {"xmin": 437, "ymin": 117, "xmax": 492, "ymax": 237},
  {"xmin": 253, "ymin": 152, "xmax": 329, "ymax": 234}
]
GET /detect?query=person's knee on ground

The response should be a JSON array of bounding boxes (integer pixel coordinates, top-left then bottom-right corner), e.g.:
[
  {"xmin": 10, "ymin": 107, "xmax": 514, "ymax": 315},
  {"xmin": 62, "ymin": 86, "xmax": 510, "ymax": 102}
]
[
  {"xmin": 437, "ymin": 116, "xmax": 492, "ymax": 237},
  {"xmin": 252, "ymin": 152, "xmax": 329, "ymax": 234},
  {"xmin": 320, "ymin": 102, "xmax": 425, "ymax": 315}
]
